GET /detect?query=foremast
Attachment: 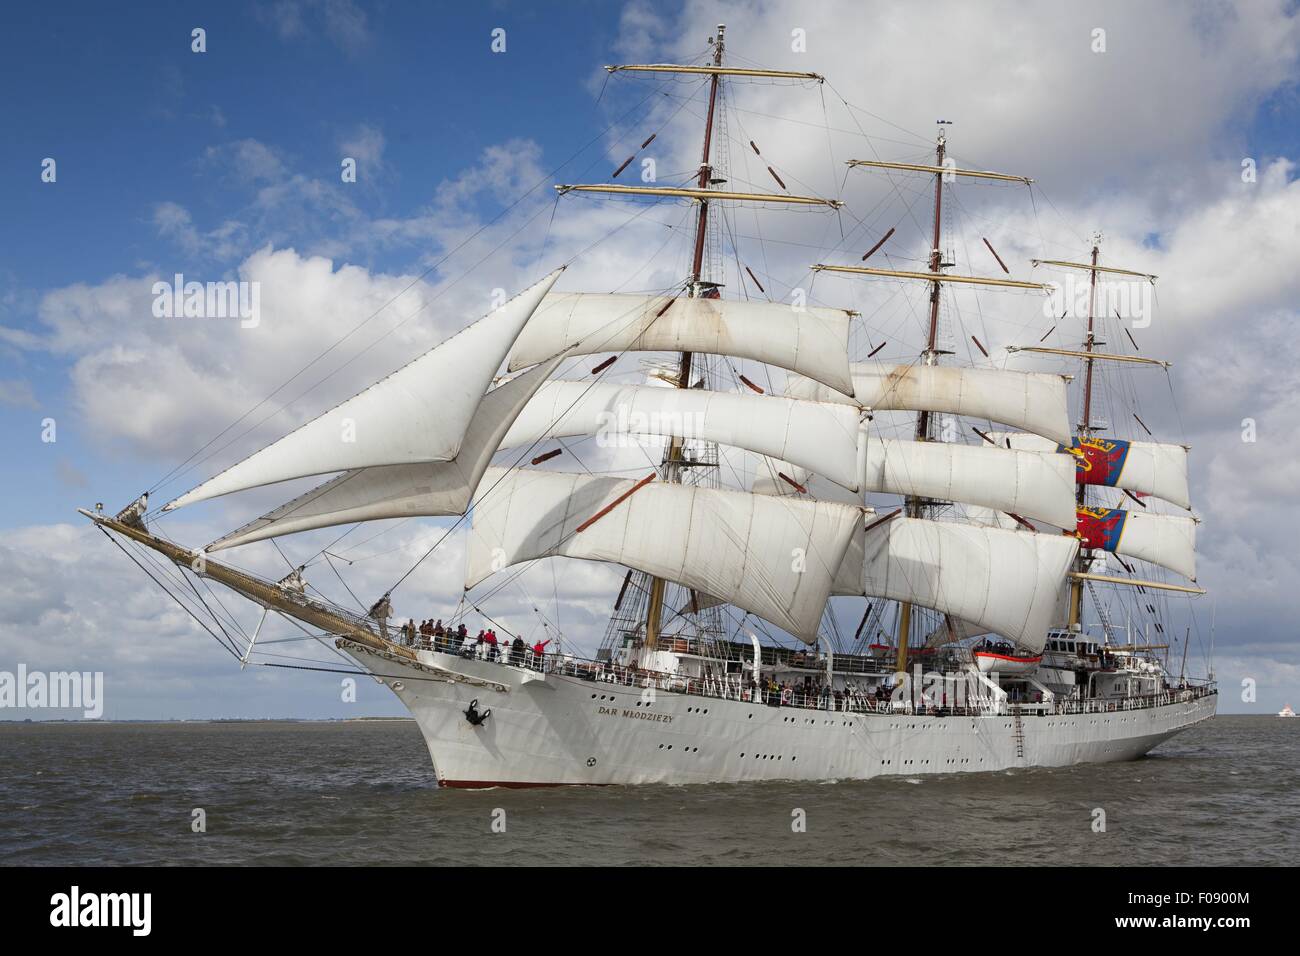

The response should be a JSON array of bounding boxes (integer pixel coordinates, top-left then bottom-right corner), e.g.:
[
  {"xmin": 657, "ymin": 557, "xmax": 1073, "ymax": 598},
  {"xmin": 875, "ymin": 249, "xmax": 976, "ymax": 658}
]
[
  {"xmin": 556, "ymin": 24, "xmax": 841, "ymax": 654},
  {"xmin": 644, "ymin": 22, "xmax": 726, "ymax": 651}
]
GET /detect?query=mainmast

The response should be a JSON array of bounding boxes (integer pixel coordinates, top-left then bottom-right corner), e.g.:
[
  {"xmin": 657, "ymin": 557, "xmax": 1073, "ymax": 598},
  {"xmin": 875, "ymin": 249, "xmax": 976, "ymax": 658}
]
[
  {"xmin": 644, "ymin": 22, "xmax": 727, "ymax": 650},
  {"xmin": 813, "ymin": 137, "xmax": 1043, "ymax": 673},
  {"xmin": 893, "ymin": 132, "xmax": 948, "ymax": 673}
]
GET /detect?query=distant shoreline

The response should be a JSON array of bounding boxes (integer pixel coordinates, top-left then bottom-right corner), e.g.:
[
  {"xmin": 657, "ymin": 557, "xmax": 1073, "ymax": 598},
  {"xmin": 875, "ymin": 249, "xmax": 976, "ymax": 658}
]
[{"xmin": 0, "ymin": 716, "xmax": 418, "ymax": 724}]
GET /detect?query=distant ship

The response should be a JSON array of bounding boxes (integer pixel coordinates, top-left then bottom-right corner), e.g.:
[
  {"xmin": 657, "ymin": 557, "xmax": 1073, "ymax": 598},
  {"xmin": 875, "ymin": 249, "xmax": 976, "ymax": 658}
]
[
  {"xmin": 1280, "ymin": 704, "xmax": 1296, "ymax": 718},
  {"xmin": 83, "ymin": 23, "xmax": 1215, "ymax": 786}
]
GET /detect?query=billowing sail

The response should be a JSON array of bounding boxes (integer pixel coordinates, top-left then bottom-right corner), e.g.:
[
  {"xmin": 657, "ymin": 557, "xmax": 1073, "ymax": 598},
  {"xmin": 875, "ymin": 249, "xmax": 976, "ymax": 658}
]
[
  {"xmin": 204, "ymin": 355, "xmax": 568, "ymax": 552},
  {"xmin": 164, "ymin": 268, "xmax": 565, "ymax": 511},
  {"xmin": 989, "ymin": 432, "xmax": 1191, "ymax": 510},
  {"xmin": 1076, "ymin": 507, "xmax": 1197, "ymax": 580},
  {"xmin": 501, "ymin": 380, "xmax": 862, "ymax": 490},
  {"xmin": 859, "ymin": 438, "xmax": 1075, "ymax": 527},
  {"xmin": 786, "ymin": 362, "xmax": 1071, "ymax": 446},
  {"xmin": 751, "ymin": 436, "xmax": 1076, "ymax": 528},
  {"xmin": 837, "ymin": 516, "xmax": 1078, "ymax": 652},
  {"xmin": 465, "ymin": 467, "xmax": 861, "ymax": 642},
  {"xmin": 506, "ymin": 293, "xmax": 855, "ymax": 396}
]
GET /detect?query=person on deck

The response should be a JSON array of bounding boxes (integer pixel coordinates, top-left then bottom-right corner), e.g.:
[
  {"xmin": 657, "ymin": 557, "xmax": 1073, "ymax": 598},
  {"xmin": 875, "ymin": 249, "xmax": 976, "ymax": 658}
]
[
  {"xmin": 510, "ymin": 636, "xmax": 526, "ymax": 666},
  {"xmin": 532, "ymin": 638, "xmax": 551, "ymax": 670},
  {"xmin": 484, "ymin": 629, "xmax": 499, "ymax": 661}
]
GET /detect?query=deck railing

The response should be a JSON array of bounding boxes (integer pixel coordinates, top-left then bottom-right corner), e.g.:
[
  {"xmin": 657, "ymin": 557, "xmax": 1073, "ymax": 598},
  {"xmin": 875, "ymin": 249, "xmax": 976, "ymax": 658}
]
[{"xmin": 396, "ymin": 633, "xmax": 1215, "ymax": 718}]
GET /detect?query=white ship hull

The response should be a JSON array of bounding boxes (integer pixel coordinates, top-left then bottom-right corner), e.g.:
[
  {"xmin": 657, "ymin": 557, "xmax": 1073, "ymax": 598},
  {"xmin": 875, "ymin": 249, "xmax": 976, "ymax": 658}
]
[{"xmin": 345, "ymin": 643, "xmax": 1217, "ymax": 788}]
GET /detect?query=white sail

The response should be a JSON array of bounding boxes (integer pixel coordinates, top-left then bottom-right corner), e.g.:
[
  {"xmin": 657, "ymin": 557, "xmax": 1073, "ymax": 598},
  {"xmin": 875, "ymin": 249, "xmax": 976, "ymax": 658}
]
[
  {"xmin": 860, "ymin": 438, "xmax": 1075, "ymax": 527},
  {"xmin": 831, "ymin": 517, "xmax": 867, "ymax": 596},
  {"xmin": 751, "ymin": 437, "xmax": 1076, "ymax": 528},
  {"xmin": 164, "ymin": 268, "xmax": 565, "ymax": 511},
  {"xmin": 203, "ymin": 355, "xmax": 568, "ymax": 552},
  {"xmin": 465, "ymin": 467, "xmax": 861, "ymax": 642},
  {"xmin": 506, "ymin": 292, "xmax": 856, "ymax": 396},
  {"xmin": 1104, "ymin": 511, "xmax": 1198, "ymax": 581},
  {"xmin": 989, "ymin": 432, "xmax": 1191, "ymax": 510},
  {"xmin": 501, "ymin": 380, "xmax": 862, "ymax": 490},
  {"xmin": 837, "ymin": 517, "xmax": 1079, "ymax": 652},
  {"xmin": 786, "ymin": 362, "xmax": 1071, "ymax": 446}
]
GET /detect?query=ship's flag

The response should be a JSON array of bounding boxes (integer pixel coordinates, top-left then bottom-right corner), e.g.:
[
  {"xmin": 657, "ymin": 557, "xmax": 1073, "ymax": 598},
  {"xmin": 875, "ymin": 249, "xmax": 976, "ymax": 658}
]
[
  {"xmin": 1075, "ymin": 505, "xmax": 1127, "ymax": 553},
  {"xmin": 1061, "ymin": 436, "xmax": 1132, "ymax": 488}
]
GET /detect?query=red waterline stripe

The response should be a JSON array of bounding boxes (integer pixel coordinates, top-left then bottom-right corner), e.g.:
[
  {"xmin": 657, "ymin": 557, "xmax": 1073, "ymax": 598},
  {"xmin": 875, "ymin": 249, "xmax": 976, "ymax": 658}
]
[{"xmin": 440, "ymin": 779, "xmax": 612, "ymax": 790}]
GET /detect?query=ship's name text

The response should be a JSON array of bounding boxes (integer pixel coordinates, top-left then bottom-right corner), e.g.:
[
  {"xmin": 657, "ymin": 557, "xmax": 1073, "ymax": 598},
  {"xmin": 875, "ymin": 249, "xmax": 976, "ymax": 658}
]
[{"xmin": 597, "ymin": 705, "xmax": 673, "ymax": 724}]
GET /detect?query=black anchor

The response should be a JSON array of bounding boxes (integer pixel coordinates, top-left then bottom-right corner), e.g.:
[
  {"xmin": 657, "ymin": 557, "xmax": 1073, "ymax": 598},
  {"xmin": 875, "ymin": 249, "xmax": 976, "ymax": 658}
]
[{"xmin": 463, "ymin": 698, "xmax": 492, "ymax": 726}]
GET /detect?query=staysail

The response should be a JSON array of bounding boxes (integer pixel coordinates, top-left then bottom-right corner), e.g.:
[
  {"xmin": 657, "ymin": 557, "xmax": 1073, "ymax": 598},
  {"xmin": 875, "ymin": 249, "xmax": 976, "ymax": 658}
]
[
  {"xmin": 786, "ymin": 362, "xmax": 1072, "ymax": 446},
  {"xmin": 164, "ymin": 268, "xmax": 565, "ymax": 510},
  {"xmin": 203, "ymin": 354, "xmax": 568, "ymax": 551},
  {"xmin": 506, "ymin": 293, "xmax": 856, "ymax": 396},
  {"xmin": 465, "ymin": 467, "xmax": 861, "ymax": 642},
  {"xmin": 501, "ymin": 380, "xmax": 863, "ymax": 490}
]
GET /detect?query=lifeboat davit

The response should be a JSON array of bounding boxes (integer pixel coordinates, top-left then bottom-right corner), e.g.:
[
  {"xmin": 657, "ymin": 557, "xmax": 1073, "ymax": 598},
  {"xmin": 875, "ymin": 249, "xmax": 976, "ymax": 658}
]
[{"xmin": 973, "ymin": 649, "xmax": 1043, "ymax": 675}]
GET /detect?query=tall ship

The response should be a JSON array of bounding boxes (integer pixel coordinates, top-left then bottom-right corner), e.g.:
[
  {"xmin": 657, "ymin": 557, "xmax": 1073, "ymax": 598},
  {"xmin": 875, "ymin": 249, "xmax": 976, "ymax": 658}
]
[{"xmin": 84, "ymin": 25, "xmax": 1215, "ymax": 786}]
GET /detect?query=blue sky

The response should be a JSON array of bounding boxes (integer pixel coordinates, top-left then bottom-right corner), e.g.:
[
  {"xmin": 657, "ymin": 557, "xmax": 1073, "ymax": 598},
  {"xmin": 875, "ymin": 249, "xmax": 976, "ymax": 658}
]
[
  {"xmin": 1, "ymin": 1, "xmax": 654, "ymax": 526},
  {"xmin": 2, "ymin": 1, "xmax": 1299, "ymax": 719}
]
